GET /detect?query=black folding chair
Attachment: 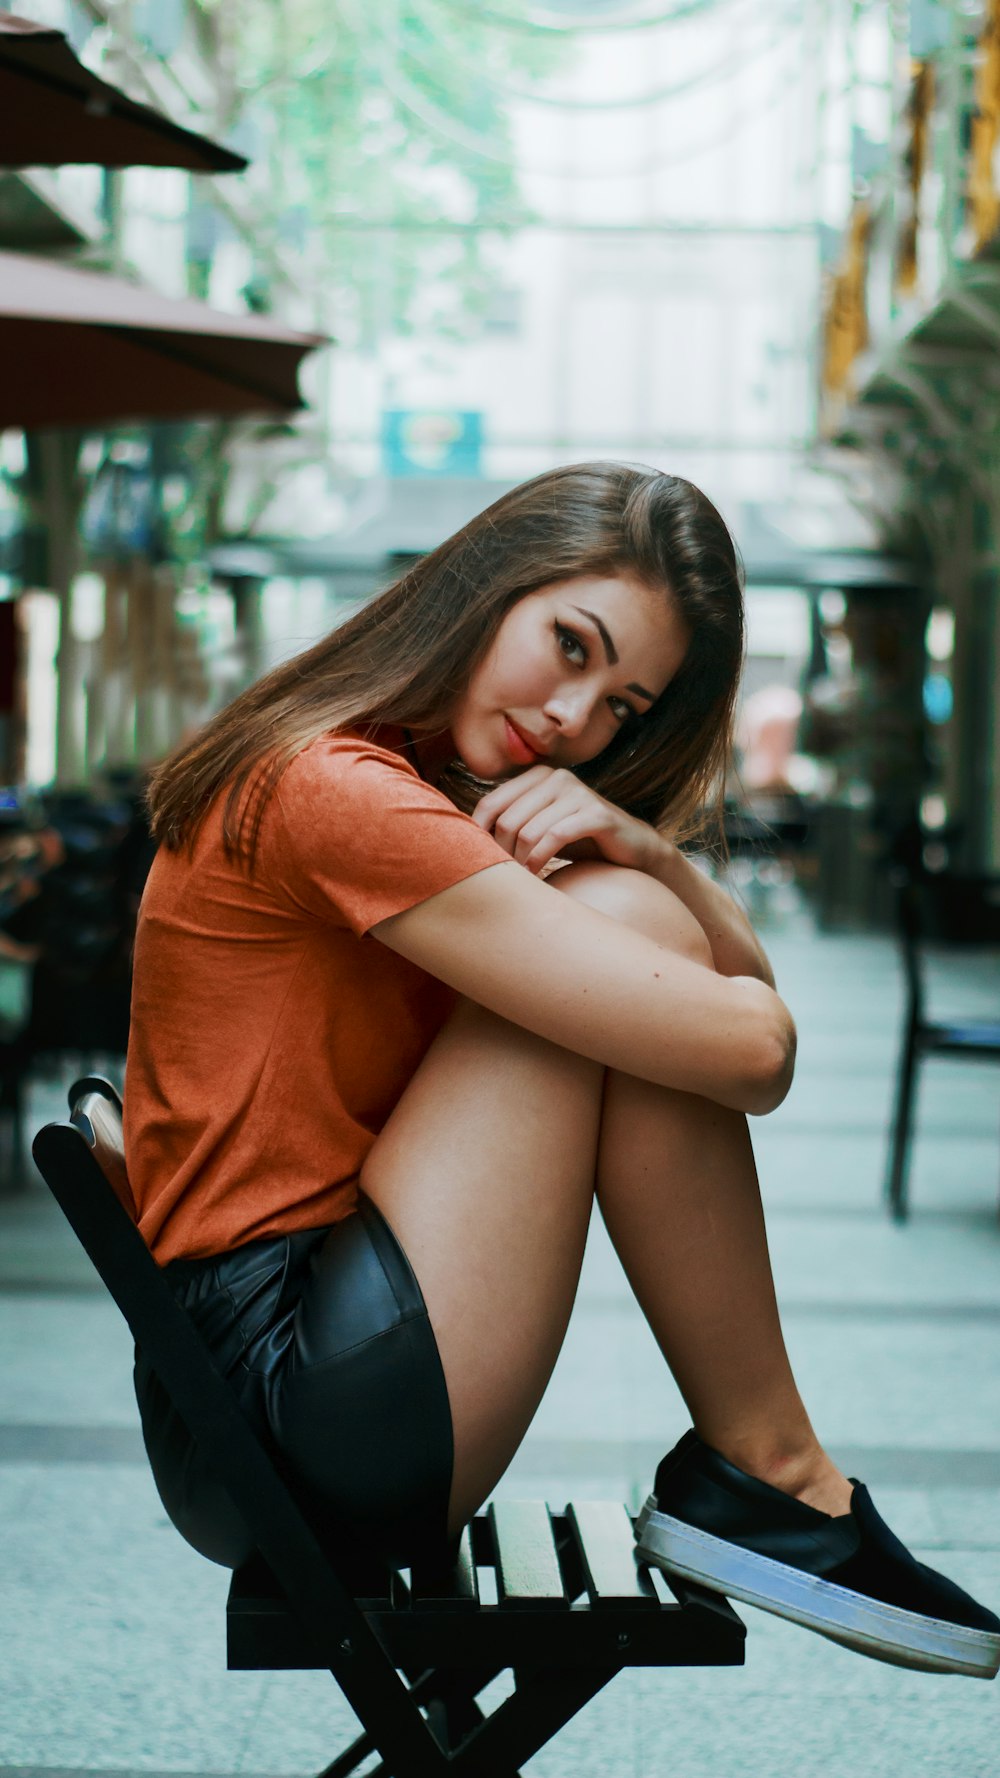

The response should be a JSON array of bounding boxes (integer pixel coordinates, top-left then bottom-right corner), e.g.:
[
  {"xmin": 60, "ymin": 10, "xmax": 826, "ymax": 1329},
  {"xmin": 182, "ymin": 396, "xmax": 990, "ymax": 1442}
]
[
  {"xmin": 33, "ymin": 1078, "xmax": 745, "ymax": 1778},
  {"xmin": 885, "ymin": 870, "xmax": 1000, "ymax": 1221}
]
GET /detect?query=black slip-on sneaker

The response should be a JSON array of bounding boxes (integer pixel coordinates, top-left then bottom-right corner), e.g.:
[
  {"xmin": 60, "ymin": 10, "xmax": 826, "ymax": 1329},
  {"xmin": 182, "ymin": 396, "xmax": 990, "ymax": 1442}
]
[{"xmin": 635, "ymin": 1431, "xmax": 1000, "ymax": 1679}]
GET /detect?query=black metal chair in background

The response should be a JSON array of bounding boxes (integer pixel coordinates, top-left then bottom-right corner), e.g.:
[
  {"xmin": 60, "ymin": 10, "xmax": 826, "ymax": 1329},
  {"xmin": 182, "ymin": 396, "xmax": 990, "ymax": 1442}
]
[
  {"xmin": 885, "ymin": 853, "xmax": 1000, "ymax": 1222},
  {"xmin": 33, "ymin": 1078, "xmax": 745, "ymax": 1777}
]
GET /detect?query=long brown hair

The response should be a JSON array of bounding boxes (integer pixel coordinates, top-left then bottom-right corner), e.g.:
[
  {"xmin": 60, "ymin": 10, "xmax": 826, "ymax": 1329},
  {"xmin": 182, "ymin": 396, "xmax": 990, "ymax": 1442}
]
[{"xmin": 148, "ymin": 461, "xmax": 745, "ymax": 861}]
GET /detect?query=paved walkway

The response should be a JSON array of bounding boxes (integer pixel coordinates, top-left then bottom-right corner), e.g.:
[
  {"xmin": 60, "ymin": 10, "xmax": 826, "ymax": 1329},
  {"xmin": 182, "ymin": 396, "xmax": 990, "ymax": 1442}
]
[{"xmin": 1, "ymin": 911, "xmax": 999, "ymax": 1776}]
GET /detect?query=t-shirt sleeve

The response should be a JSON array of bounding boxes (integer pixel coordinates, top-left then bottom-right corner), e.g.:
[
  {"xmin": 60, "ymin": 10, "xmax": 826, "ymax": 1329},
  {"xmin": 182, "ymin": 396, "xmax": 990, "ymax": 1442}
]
[{"xmin": 265, "ymin": 737, "xmax": 512, "ymax": 934}]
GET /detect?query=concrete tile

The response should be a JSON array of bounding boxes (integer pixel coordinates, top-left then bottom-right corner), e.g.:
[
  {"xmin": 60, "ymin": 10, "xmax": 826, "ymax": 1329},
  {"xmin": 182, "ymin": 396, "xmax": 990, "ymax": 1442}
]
[
  {"xmin": 779, "ymin": 1318, "xmax": 1000, "ymax": 1448},
  {"xmin": 755, "ymin": 1129, "xmax": 1000, "ymax": 1216},
  {"xmin": 629, "ymin": 1671, "xmax": 1000, "ymax": 1778},
  {"xmin": 0, "ymin": 1296, "xmax": 138, "ymax": 1424},
  {"xmin": 0, "ymin": 1181, "xmax": 100, "ymax": 1290},
  {"xmin": 0, "ymin": 1464, "xmax": 253, "ymax": 1771},
  {"xmin": 767, "ymin": 1212, "xmax": 1000, "ymax": 1308},
  {"xmin": 928, "ymin": 1490, "xmax": 1000, "ymax": 1552}
]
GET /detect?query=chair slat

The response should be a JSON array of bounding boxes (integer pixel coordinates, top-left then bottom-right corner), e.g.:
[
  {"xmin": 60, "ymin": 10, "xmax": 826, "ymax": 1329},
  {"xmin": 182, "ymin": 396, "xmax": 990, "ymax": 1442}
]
[
  {"xmin": 926, "ymin": 1021, "xmax": 1000, "ymax": 1050},
  {"xmin": 411, "ymin": 1525, "xmax": 479, "ymax": 1612},
  {"xmin": 566, "ymin": 1501, "xmax": 658, "ymax": 1610},
  {"xmin": 490, "ymin": 1501, "xmax": 567, "ymax": 1610}
]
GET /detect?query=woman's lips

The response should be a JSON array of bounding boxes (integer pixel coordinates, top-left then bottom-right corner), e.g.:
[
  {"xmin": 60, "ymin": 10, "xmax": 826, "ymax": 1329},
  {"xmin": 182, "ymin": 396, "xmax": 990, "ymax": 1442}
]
[{"xmin": 504, "ymin": 716, "xmax": 544, "ymax": 765}]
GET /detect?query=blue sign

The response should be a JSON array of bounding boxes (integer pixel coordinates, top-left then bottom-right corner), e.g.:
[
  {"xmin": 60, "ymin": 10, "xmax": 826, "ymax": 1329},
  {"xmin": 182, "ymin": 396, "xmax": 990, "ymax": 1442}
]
[{"xmin": 382, "ymin": 410, "xmax": 483, "ymax": 478}]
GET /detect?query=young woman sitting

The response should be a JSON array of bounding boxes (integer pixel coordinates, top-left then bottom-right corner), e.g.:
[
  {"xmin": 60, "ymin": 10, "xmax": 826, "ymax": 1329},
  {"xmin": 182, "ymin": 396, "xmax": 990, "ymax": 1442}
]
[{"xmin": 125, "ymin": 462, "xmax": 1000, "ymax": 1680}]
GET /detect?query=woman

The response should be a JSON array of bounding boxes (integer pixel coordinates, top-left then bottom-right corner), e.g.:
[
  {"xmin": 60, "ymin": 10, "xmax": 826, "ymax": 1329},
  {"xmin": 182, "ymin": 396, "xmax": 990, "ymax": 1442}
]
[{"xmin": 126, "ymin": 462, "xmax": 999, "ymax": 1679}]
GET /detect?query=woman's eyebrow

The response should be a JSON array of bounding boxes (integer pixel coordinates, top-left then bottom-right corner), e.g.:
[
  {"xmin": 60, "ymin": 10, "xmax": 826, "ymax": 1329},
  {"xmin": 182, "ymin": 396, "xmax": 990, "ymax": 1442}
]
[
  {"xmin": 570, "ymin": 605, "xmax": 655, "ymax": 703},
  {"xmin": 571, "ymin": 605, "xmax": 618, "ymax": 663}
]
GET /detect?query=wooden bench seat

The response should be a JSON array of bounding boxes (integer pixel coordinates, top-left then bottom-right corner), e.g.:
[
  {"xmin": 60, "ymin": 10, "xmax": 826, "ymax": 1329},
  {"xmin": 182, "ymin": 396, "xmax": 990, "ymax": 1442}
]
[{"xmin": 228, "ymin": 1502, "xmax": 742, "ymax": 1673}]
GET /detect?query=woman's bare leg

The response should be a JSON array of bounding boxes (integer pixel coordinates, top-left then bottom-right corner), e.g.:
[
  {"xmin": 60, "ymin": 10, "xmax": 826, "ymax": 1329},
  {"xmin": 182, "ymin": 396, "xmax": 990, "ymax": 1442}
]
[
  {"xmin": 556, "ymin": 863, "xmax": 852, "ymax": 1516},
  {"xmin": 361, "ymin": 1001, "xmax": 603, "ymax": 1530},
  {"xmin": 596, "ymin": 1082, "xmax": 849, "ymax": 1511},
  {"xmin": 362, "ymin": 860, "xmax": 850, "ymax": 1535}
]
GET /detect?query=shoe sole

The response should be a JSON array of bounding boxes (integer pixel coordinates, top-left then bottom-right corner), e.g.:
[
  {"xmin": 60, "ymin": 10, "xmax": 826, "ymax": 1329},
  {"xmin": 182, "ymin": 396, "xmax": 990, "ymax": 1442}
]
[{"xmin": 635, "ymin": 1497, "xmax": 1000, "ymax": 1680}]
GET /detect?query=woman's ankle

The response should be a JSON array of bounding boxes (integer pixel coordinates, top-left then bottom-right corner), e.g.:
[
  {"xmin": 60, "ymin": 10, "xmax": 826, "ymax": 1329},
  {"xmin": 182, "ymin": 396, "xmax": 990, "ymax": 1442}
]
[
  {"xmin": 704, "ymin": 1430, "xmax": 854, "ymax": 1517},
  {"xmin": 787, "ymin": 1454, "xmax": 854, "ymax": 1517}
]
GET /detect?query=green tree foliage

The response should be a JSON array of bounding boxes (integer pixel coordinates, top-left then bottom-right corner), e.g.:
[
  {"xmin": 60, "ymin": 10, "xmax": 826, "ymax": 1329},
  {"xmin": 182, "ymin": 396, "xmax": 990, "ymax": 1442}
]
[{"xmin": 188, "ymin": 0, "xmax": 566, "ymax": 341}]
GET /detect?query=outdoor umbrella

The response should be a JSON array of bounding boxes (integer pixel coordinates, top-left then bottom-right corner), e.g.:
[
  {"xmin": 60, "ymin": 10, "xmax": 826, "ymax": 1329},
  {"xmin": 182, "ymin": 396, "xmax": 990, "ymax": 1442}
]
[
  {"xmin": 0, "ymin": 250, "xmax": 325, "ymax": 428},
  {"xmin": 0, "ymin": 12, "xmax": 247, "ymax": 172}
]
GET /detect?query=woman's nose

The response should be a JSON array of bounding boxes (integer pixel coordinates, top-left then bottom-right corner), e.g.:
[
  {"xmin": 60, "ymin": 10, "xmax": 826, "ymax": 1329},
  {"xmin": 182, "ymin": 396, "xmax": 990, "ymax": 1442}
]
[{"xmin": 543, "ymin": 686, "xmax": 594, "ymax": 736}]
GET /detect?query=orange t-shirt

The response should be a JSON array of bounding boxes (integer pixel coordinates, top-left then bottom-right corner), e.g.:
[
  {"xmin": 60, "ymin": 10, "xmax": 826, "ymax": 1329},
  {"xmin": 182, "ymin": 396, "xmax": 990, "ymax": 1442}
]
[{"xmin": 124, "ymin": 730, "xmax": 511, "ymax": 1263}]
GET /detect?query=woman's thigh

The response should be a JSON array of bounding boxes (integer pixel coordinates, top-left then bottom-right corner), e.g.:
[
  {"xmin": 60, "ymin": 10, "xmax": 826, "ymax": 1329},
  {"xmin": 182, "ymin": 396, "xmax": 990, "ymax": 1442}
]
[
  {"xmin": 361, "ymin": 995, "xmax": 603, "ymax": 1530},
  {"xmin": 361, "ymin": 860, "xmax": 714, "ymax": 1531}
]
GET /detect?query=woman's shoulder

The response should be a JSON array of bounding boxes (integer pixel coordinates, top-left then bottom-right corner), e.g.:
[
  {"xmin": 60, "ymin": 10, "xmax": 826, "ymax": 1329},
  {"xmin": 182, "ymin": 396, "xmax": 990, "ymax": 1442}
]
[
  {"xmin": 261, "ymin": 728, "xmax": 508, "ymax": 933},
  {"xmin": 276, "ymin": 727, "xmax": 419, "ymax": 810}
]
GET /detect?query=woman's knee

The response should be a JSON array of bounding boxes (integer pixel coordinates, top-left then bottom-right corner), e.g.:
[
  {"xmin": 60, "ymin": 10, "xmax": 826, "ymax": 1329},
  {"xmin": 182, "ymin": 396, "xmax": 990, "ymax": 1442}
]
[{"xmin": 550, "ymin": 860, "xmax": 715, "ymax": 969}]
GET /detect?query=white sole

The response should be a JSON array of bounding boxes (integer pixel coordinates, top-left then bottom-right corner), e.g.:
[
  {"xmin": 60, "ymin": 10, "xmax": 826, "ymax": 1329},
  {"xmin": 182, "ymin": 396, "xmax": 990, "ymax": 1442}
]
[{"xmin": 635, "ymin": 1497, "xmax": 1000, "ymax": 1680}]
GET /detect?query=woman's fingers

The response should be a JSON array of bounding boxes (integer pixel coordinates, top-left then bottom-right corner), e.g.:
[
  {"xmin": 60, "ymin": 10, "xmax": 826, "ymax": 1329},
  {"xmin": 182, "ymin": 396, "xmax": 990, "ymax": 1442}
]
[
  {"xmin": 478, "ymin": 777, "xmax": 570, "ymax": 855},
  {"xmin": 473, "ymin": 767, "xmax": 654, "ymax": 873},
  {"xmin": 522, "ymin": 819, "xmax": 606, "ymax": 875},
  {"xmin": 507, "ymin": 802, "xmax": 605, "ymax": 868},
  {"xmin": 497, "ymin": 796, "xmax": 622, "ymax": 871},
  {"xmin": 472, "ymin": 766, "xmax": 562, "ymax": 828},
  {"xmin": 474, "ymin": 769, "xmax": 588, "ymax": 861}
]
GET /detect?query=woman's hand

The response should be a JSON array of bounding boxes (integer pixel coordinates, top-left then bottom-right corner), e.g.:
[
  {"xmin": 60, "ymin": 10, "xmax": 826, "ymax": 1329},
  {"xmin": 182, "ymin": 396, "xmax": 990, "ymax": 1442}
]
[
  {"xmin": 472, "ymin": 768, "xmax": 777, "ymax": 986},
  {"xmin": 472, "ymin": 765, "xmax": 664, "ymax": 876}
]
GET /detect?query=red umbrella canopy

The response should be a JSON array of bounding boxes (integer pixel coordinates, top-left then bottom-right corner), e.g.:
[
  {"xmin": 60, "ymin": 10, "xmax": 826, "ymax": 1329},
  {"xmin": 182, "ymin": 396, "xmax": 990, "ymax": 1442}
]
[
  {"xmin": 0, "ymin": 250, "xmax": 326, "ymax": 427},
  {"xmin": 0, "ymin": 12, "xmax": 248, "ymax": 171}
]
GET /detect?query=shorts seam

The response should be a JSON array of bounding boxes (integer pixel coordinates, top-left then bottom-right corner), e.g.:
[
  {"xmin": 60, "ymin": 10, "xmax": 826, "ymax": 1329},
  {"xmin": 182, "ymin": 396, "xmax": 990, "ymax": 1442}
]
[
  {"xmin": 222, "ymin": 1242, "xmax": 292, "ymax": 1354},
  {"xmin": 360, "ymin": 1200, "xmax": 419, "ymax": 1322},
  {"xmin": 221, "ymin": 1282, "xmax": 249, "ymax": 1353},
  {"xmin": 274, "ymin": 1305, "xmax": 430, "ymax": 1378}
]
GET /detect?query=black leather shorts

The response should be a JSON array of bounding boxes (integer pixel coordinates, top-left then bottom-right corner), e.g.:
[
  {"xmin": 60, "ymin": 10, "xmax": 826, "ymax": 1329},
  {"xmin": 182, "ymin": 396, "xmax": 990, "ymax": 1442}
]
[{"xmin": 133, "ymin": 1194, "xmax": 454, "ymax": 1571}]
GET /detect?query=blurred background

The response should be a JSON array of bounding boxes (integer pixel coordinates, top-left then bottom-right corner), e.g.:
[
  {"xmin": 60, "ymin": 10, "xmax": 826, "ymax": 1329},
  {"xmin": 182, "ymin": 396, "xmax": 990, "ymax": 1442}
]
[
  {"xmin": 3, "ymin": 8, "xmax": 1000, "ymax": 1774},
  {"xmin": 5, "ymin": 0, "xmax": 1000, "ymax": 1187}
]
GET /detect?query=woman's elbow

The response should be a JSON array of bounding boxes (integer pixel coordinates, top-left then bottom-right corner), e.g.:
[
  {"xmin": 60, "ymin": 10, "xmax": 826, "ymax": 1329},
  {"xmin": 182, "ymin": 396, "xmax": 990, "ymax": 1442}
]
[
  {"xmin": 747, "ymin": 1022, "xmax": 796, "ymax": 1114},
  {"xmin": 731, "ymin": 985, "xmax": 797, "ymax": 1116}
]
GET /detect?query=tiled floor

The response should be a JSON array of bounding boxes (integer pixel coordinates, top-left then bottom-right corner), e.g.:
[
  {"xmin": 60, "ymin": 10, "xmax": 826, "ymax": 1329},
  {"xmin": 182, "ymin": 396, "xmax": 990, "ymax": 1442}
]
[{"xmin": 1, "ymin": 916, "xmax": 999, "ymax": 1776}]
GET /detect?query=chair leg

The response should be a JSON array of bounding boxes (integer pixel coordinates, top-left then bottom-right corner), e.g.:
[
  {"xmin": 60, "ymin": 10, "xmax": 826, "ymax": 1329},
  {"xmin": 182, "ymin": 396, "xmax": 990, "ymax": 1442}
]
[
  {"xmin": 448, "ymin": 1664, "xmax": 618, "ymax": 1777},
  {"xmin": 356, "ymin": 1664, "xmax": 611, "ymax": 1778},
  {"xmin": 416, "ymin": 1664, "xmax": 500, "ymax": 1757},
  {"xmin": 316, "ymin": 1729, "xmax": 377, "ymax": 1778},
  {"xmin": 886, "ymin": 1027, "xmax": 919, "ymax": 1222},
  {"xmin": 426, "ymin": 1694, "xmax": 486, "ymax": 1756},
  {"xmin": 316, "ymin": 1665, "xmax": 501, "ymax": 1778}
]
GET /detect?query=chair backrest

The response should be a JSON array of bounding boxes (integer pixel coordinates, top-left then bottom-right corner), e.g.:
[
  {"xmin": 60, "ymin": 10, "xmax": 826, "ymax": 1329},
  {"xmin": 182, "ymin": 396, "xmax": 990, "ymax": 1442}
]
[
  {"xmin": 893, "ymin": 867, "xmax": 1000, "ymax": 1025},
  {"xmin": 67, "ymin": 1076, "xmax": 135, "ymax": 1215},
  {"xmin": 32, "ymin": 1078, "xmax": 449, "ymax": 1774}
]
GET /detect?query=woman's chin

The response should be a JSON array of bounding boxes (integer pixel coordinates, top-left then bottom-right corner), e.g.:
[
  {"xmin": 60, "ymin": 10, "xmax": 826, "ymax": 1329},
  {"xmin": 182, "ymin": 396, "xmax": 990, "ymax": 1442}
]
[
  {"xmin": 440, "ymin": 756, "xmax": 499, "ymax": 794},
  {"xmin": 448, "ymin": 739, "xmax": 504, "ymax": 783}
]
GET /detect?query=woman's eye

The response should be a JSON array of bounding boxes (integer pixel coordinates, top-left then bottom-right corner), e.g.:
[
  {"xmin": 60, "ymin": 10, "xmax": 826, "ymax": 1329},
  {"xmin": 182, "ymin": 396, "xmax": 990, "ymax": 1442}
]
[
  {"xmin": 609, "ymin": 698, "xmax": 633, "ymax": 723},
  {"xmin": 555, "ymin": 623, "xmax": 586, "ymax": 664}
]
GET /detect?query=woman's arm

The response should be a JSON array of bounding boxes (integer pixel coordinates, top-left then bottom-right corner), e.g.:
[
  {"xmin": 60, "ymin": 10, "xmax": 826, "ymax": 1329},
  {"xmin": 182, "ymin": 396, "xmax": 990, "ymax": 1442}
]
[
  {"xmin": 373, "ymin": 862, "xmax": 795, "ymax": 1117},
  {"xmin": 470, "ymin": 767, "xmax": 775, "ymax": 986}
]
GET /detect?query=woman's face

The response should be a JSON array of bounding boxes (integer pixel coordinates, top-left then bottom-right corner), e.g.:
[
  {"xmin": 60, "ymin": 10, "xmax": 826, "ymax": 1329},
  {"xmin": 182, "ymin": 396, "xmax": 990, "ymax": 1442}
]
[{"xmin": 449, "ymin": 571, "xmax": 690, "ymax": 779}]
